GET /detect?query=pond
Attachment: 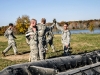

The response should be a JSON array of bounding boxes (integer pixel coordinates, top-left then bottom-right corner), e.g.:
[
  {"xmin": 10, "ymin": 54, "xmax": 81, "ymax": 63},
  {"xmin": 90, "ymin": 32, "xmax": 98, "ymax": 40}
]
[{"xmin": 54, "ymin": 29, "xmax": 100, "ymax": 34}]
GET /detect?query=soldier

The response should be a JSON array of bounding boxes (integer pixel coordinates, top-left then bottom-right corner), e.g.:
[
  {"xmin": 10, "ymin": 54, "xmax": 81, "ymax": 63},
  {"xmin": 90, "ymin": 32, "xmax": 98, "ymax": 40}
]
[
  {"xmin": 37, "ymin": 18, "xmax": 55, "ymax": 60},
  {"xmin": 46, "ymin": 20, "xmax": 56, "ymax": 52},
  {"xmin": 25, "ymin": 19, "xmax": 39, "ymax": 62},
  {"xmin": 55, "ymin": 20, "xmax": 71, "ymax": 55},
  {"xmin": 2, "ymin": 23, "xmax": 18, "ymax": 56}
]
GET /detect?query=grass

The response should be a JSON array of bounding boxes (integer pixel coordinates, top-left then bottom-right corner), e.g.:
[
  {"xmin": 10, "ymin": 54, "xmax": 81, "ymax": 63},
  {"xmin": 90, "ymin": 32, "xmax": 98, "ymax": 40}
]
[{"xmin": 0, "ymin": 34, "xmax": 100, "ymax": 70}]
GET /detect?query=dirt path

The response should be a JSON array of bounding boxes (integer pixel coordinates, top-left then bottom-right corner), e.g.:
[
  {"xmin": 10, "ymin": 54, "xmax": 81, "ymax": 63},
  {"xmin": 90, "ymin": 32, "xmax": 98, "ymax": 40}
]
[{"xmin": 1, "ymin": 53, "xmax": 29, "ymax": 61}]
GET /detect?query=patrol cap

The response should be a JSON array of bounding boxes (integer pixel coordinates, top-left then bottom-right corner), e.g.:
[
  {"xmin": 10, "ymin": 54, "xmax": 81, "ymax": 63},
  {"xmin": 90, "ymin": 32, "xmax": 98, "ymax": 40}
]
[{"xmin": 9, "ymin": 23, "xmax": 13, "ymax": 26}]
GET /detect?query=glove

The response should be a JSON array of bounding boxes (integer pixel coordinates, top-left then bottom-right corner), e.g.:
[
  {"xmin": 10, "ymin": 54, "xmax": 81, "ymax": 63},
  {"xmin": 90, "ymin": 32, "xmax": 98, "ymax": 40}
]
[{"xmin": 53, "ymin": 19, "xmax": 56, "ymax": 24}]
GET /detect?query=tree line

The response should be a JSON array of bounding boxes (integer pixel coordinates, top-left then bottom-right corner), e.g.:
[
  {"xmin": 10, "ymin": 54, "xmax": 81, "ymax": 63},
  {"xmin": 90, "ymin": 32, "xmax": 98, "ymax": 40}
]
[{"xmin": 0, "ymin": 15, "xmax": 100, "ymax": 35}]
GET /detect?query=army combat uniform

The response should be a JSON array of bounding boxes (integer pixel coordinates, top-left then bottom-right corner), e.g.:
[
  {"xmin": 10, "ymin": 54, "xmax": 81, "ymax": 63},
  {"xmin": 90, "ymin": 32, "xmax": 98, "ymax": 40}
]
[
  {"xmin": 37, "ymin": 23, "xmax": 55, "ymax": 60},
  {"xmin": 37, "ymin": 24, "xmax": 47, "ymax": 60},
  {"xmin": 3, "ymin": 27, "xmax": 18, "ymax": 55},
  {"xmin": 56, "ymin": 23, "xmax": 71, "ymax": 55},
  {"xmin": 25, "ymin": 26, "xmax": 39, "ymax": 62},
  {"xmin": 46, "ymin": 24, "xmax": 55, "ymax": 52}
]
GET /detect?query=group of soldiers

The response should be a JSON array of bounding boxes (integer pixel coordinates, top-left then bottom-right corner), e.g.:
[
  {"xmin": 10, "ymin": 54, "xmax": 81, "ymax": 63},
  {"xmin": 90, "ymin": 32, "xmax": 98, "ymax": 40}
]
[{"xmin": 2, "ymin": 18, "xmax": 71, "ymax": 62}]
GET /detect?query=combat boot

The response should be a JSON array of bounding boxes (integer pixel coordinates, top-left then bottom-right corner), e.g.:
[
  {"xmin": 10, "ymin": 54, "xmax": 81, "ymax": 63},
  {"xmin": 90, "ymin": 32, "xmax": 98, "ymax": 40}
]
[
  {"xmin": 2, "ymin": 52, "xmax": 5, "ymax": 57},
  {"xmin": 15, "ymin": 52, "xmax": 20, "ymax": 55}
]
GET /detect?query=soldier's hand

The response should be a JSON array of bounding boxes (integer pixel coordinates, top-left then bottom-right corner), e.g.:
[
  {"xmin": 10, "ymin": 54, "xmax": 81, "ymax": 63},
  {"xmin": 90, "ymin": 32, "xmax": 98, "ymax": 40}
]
[
  {"xmin": 15, "ymin": 37, "xmax": 17, "ymax": 39},
  {"xmin": 32, "ymin": 28, "xmax": 36, "ymax": 32},
  {"xmin": 66, "ymin": 45, "xmax": 68, "ymax": 48},
  {"xmin": 53, "ymin": 19, "xmax": 56, "ymax": 24}
]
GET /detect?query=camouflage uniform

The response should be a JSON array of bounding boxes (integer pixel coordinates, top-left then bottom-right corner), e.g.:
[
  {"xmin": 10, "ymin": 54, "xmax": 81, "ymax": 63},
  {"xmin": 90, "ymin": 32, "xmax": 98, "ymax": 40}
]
[
  {"xmin": 56, "ymin": 23, "xmax": 71, "ymax": 55},
  {"xmin": 26, "ymin": 26, "xmax": 39, "ymax": 62},
  {"xmin": 37, "ymin": 24, "xmax": 47, "ymax": 60},
  {"xmin": 37, "ymin": 23, "xmax": 55, "ymax": 60},
  {"xmin": 3, "ymin": 27, "xmax": 18, "ymax": 55},
  {"xmin": 46, "ymin": 24, "xmax": 55, "ymax": 52}
]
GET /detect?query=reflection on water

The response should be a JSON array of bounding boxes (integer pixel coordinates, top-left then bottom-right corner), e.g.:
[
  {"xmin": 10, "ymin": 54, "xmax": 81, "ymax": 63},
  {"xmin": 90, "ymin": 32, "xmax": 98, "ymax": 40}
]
[{"xmin": 53, "ymin": 29, "xmax": 100, "ymax": 34}]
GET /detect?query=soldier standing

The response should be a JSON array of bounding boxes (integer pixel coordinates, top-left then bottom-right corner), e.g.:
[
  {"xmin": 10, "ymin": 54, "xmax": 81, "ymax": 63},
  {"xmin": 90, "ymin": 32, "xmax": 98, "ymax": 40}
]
[
  {"xmin": 2, "ymin": 23, "xmax": 18, "ymax": 56},
  {"xmin": 37, "ymin": 18, "xmax": 55, "ymax": 60},
  {"xmin": 55, "ymin": 20, "xmax": 71, "ymax": 55},
  {"xmin": 37, "ymin": 18, "xmax": 47, "ymax": 60},
  {"xmin": 46, "ymin": 20, "xmax": 56, "ymax": 52},
  {"xmin": 25, "ymin": 19, "xmax": 39, "ymax": 62}
]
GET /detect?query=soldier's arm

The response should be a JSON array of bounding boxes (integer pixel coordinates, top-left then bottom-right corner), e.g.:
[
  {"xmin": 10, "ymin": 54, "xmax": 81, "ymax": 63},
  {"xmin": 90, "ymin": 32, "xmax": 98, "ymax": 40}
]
[
  {"xmin": 56, "ymin": 23, "xmax": 63, "ymax": 31},
  {"xmin": 25, "ymin": 31, "xmax": 30, "ymax": 45},
  {"xmin": 45, "ymin": 26, "xmax": 50, "ymax": 32},
  {"xmin": 4, "ymin": 30, "xmax": 8, "ymax": 38},
  {"xmin": 25, "ymin": 27, "xmax": 33, "ymax": 36},
  {"xmin": 33, "ymin": 31, "xmax": 38, "ymax": 41},
  {"xmin": 49, "ymin": 18, "xmax": 56, "ymax": 29},
  {"xmin": 49, "ymin": 23, "xmax": 55, "ymax": 29},
  {"xmin": 12, "ymin": 32, "xmax": 17, "ymax": 39},
  {"xmin": 66, "ymin": 31, "xmax": 71, "ymax": 46},
  {"xmin": 25, "ymin": 31, "xmax": 34, "ymax": 36},
  {"xmin": 28, "ymin": 27, "xmax": 32, "ymax": 32}
]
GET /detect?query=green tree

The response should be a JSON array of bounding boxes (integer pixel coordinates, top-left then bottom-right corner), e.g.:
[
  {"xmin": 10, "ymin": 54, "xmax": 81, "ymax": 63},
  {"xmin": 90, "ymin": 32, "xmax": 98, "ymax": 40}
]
[
  {"xmin": 16, "ymin": 15, "xmax": 30, "ymax": 34},
  {"xmin": 88, "ymin": 22, "xmax": 94, "ymax": 33}
]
